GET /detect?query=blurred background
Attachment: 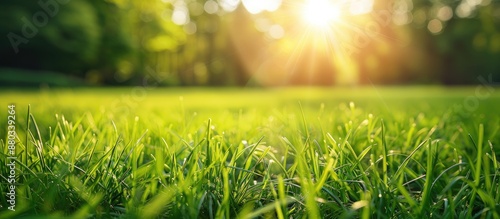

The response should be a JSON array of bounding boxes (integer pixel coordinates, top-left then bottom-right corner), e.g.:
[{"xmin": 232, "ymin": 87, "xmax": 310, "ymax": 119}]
[{"xmin": 0, "ymin": 0, "xmax": 499, "ymax": 87}]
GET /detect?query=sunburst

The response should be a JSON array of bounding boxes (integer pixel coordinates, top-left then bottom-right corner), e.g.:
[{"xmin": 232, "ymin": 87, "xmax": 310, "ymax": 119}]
[
  {"xmin": 302, "ymin": 0, "xmax": 341, "ymax": 29},
  {"xmin": 240, "ymin": 0, "xmax": 381, "ymax": 85}
]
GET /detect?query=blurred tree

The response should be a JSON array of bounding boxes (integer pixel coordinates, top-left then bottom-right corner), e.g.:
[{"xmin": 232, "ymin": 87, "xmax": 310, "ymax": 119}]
[
  {"xmin": 1, "ymin": 0, "xmax": 100, "ymax": 74},
  {"xmin": 88, "ymin": 0, "xmax": 135, "ymax": 84},
  {"xmin": 0, "ymin": 0, "xmax": 133, "ymax": 85},
  {"xmin": 435, "ymin": 2, "xmax": 500, "ymax": 84},
  {"xmin": 0, "ymin": 0, "xmax": 499, "ymax": 86}
]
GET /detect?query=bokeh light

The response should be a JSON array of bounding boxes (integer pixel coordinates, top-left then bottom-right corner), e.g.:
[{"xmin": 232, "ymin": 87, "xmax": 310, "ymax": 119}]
[
  {"xmin": 427, "ymin": 19, "xmax": 443, "ymax": 34},
  {"xmin": 437, "ymin": 6, "xmax": 453, "ymax": 21},
  {"xmin": 241, "ymin": 0, "xmax": 282, "ymax": 14},
  {"xmin": 204, "ymin": 0, "xmax": 219, "ymax": 14},
  {"xmin": 1, "ymin": 0, "xmax": 499, "ymax": 87}
]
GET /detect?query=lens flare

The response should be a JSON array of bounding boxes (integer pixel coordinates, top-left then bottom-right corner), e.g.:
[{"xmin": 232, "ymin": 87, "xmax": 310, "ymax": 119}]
[
  {"xmin": 302, "ymin": 0, "xmax": 341, "ymax": 28},
  {"xmin": 235, "ymin": 0, "xmax": 391, "ymax": 86}
]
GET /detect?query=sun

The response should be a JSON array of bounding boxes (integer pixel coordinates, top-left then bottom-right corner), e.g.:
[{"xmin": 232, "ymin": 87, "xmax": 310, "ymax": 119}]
[{"xmin": 302, "ymin": 0, "xmax": 341, "ymax": 28}]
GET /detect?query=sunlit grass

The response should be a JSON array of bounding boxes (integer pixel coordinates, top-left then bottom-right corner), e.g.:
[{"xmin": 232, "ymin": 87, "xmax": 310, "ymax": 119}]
[{"xmin": 0, "ymin": 87, "xmax": 499, "ymax": 218}]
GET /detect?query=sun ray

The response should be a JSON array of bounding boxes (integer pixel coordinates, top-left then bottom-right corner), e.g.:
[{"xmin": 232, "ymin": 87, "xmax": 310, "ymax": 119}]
[{"xmin": 243, "ymin": 0, "xmax": 402, "ymax": 85}]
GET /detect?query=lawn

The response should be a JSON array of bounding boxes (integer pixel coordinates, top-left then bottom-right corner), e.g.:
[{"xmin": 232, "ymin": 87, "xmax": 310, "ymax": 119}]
[{"xmin": 1, "ymin": 87, "xmax": 499, "ymax": 218}]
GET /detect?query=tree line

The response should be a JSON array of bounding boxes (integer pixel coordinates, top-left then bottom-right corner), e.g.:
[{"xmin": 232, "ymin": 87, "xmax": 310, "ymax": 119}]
[{"xmin": 0, "ymin": 0, "xmax": 499, "ymax": 86}]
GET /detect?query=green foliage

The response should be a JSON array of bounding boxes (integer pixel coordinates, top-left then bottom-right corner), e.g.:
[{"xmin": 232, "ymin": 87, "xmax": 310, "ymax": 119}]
[
  {"xmin": 0, "ymin": 87, "xmax": 499, "ymax": 218},
  {"xmin": 2, "ymin": 1, "xmax": 499, "ymax": 86},
  {"xmin": 41, "ymin": 0, "xmax": 101, "ymax": 72},
  {"xmin": 0, "ymin": 0, "xmax": 133, "ymax": 84},
  {"xmin": 0, "ymin": 68, "xmax": 85, "ymax": 87},
  {"xmin": 0, "ymin": 1, "xmax": 101, "ymax": 73}
]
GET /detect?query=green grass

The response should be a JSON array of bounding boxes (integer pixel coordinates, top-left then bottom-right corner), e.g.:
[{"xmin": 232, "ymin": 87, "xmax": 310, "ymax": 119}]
[{"xmin": 1, "ymin": 87, "xmax": 499, "ymax": 218}]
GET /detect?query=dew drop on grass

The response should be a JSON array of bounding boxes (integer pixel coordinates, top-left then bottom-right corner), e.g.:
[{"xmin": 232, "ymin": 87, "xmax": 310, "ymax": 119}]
[{"xmin": 361, "ymin": 119, "xmax": 369, "ymax": 126}]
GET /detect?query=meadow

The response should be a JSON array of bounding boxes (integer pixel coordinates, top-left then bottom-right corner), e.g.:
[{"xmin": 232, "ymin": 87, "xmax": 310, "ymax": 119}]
[{"xmin": 0, "ymin": 87, "xmax": 499, "ymax": 218}]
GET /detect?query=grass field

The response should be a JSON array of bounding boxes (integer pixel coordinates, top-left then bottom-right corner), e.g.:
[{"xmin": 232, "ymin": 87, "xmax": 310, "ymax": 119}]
[{"xmin": 1, "ymin": 87, "xmax": 499, "ymax": 218}]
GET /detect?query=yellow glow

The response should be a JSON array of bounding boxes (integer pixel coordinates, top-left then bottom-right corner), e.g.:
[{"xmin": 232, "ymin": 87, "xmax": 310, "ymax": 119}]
[
  {"xmin": 235, "ymin": 0, "xmax": 389, "ymax": 86},
  {"xmin": 242, "ymin": 0, "xmax": 282, "ymax": 14},
  {"xmin": 302, "ymin": 0, "xmax": 341, "ymax": 28}
]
